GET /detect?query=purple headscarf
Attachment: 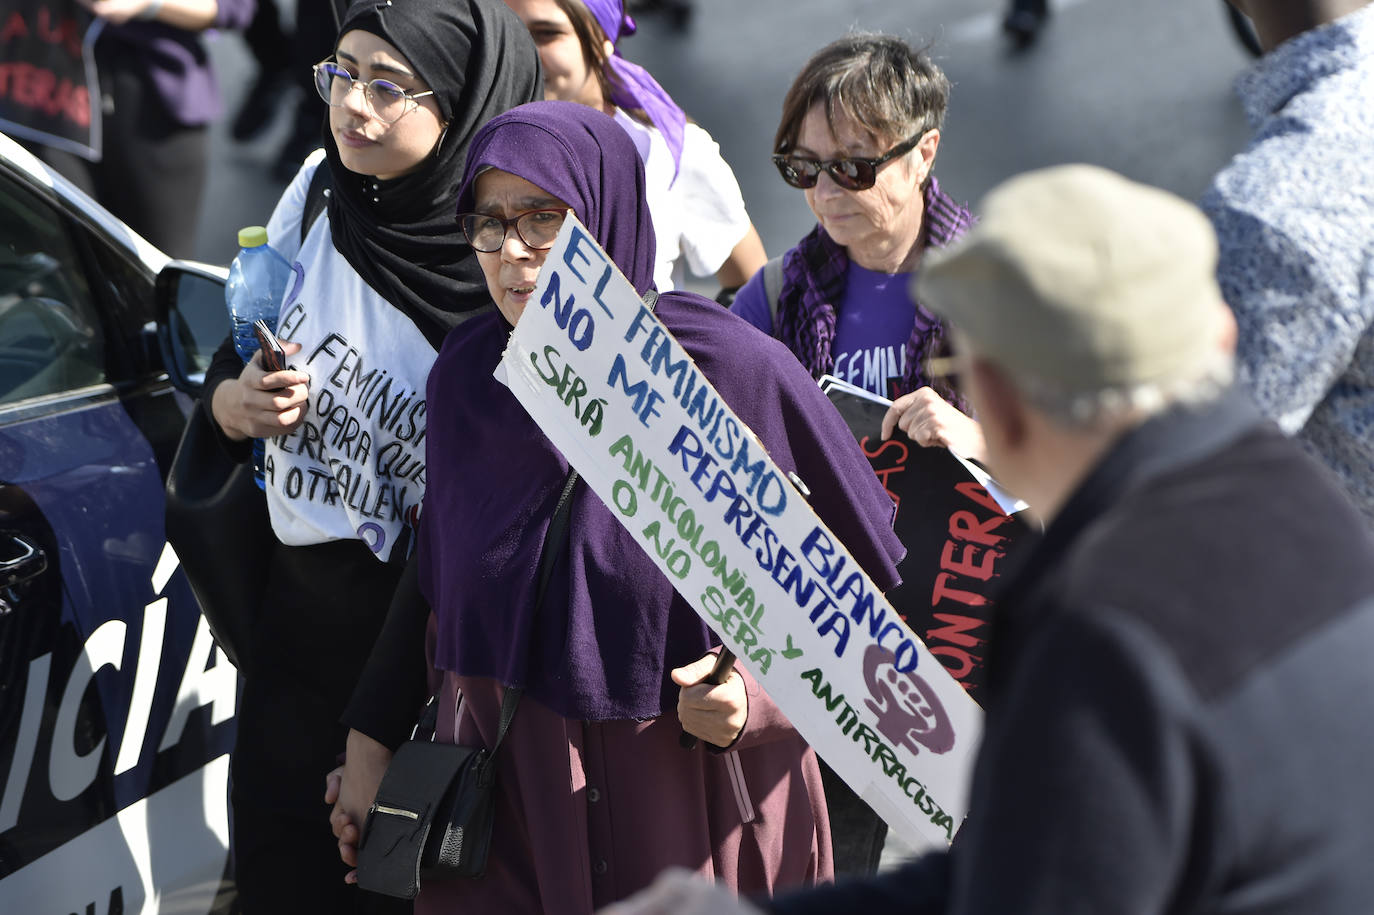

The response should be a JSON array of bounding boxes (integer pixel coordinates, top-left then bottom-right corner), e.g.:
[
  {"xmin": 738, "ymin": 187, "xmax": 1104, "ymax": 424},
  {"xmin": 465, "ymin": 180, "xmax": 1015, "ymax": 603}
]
[
  {"xmin": 580, "ymin": 0, "xmax": 687, "ymax": 180},
  {"xmin": 423, "ymin": 102, "xmax": 903, "ymax": 721},
  {"xmin": 456, "ymin": 100, "xmax": 656, "ymax": 294}
]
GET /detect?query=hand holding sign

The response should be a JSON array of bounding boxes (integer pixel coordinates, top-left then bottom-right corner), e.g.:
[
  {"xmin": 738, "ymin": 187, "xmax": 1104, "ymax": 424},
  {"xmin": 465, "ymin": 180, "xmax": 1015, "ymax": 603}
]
[
  {"xmin": 672, "ymin": 652, "xmax": 747, "ymax": 749},
  {"xmin": 882, "ymin": 386, "xmax": 987, "ymax": 462}
]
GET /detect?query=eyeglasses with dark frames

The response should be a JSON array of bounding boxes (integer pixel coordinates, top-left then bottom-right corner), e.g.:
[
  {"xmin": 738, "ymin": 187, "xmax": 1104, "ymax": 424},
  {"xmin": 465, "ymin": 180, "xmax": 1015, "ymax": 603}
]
[
  {"xmin": 772, "ymin": 131, "xmax": 927, "ymax": 191},
  {"xmin": 312, "ymin": 60, "xmax": 435, "ymax": 125},
  {"xmin": 458, "ymin": 209, "xmax": 570, "ymax": 253}
]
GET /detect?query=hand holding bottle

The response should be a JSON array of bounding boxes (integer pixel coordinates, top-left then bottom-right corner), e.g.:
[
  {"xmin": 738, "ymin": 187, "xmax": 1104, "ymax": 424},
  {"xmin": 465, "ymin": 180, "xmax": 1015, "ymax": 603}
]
[
  {"xmin": 224, "ymin": 225, "xmax": 298, "ymax": 482},
  {"xmin": 211, "ymin": 344, "xmax": 311, "ymax": 442}
]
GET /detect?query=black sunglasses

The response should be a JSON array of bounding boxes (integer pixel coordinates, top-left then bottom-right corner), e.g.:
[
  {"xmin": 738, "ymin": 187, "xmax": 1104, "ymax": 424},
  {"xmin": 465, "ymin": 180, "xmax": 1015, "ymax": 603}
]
[{"xmin": 772, "ymin": 131, "xmax": 926, "ymax": 191}]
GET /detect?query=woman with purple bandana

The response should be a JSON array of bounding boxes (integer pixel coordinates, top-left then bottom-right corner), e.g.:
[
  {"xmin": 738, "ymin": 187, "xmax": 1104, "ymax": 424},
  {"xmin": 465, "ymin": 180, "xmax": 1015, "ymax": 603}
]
[
  {"xmin": 350, "ymin": 100, "xmax": 904, "ymax": 913},
  {"xmin": 729, "ymin": 32, "xmax": 984, "ymax": 876},
  {"xmin": 502, "ymin": 0, "xmax": 767, "ymax": 295}
]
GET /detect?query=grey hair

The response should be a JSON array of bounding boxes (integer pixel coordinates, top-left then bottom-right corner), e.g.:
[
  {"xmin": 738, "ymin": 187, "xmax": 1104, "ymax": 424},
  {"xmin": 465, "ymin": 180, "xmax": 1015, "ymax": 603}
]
[
  {"xmin": 774, "ymin": 32, "xmax": 951, "ymax": 159},
  {"xmin": 1010, "ymin": 349, "xmax": 1236, "ymax": 431}
]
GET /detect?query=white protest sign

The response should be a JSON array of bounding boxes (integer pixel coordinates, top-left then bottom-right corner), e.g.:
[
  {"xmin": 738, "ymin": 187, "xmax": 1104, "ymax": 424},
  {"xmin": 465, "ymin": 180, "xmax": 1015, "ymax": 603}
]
[{"xmin": 497, "ymin": 218, "xmax": 983, "ymax": 850}]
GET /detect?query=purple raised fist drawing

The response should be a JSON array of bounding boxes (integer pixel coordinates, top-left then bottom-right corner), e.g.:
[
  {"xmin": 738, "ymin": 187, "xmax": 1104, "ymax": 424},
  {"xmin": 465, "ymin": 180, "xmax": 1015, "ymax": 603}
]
[{"xmin": 863, "ymin": 644, "xmax": 955, "ymax": 755}]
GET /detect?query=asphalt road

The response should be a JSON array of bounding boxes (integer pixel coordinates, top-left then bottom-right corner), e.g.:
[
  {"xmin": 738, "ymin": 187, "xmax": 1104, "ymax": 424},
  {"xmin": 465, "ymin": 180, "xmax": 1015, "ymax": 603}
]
[
  {"xmin": 193, "ymin": 0, "xmax": 1258, "ymax": 270},
  {"xmin": 195, "ymin": 0, "xmax": 1258, "ymax": 270},
  {"xmin": 193, "ymin": 0, "xmax": 1261, "ymax": 870}
]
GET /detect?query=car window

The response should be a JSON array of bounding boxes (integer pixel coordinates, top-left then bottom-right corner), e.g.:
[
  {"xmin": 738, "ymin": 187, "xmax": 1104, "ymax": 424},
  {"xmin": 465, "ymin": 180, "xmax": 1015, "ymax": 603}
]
[
  {"xmin": 0, "ymin": 174, "xmax": 106, "ymax": 405},
  {"xmin": 84, "ymin": 229, "xmax": 157, "ymax": 384}
]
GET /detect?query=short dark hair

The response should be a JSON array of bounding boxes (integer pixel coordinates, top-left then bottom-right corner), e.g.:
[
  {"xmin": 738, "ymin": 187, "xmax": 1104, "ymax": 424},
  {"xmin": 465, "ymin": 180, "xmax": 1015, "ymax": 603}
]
[{"xmin": 774, "ymin": 33, "xmax": 951, "ymax": 156}]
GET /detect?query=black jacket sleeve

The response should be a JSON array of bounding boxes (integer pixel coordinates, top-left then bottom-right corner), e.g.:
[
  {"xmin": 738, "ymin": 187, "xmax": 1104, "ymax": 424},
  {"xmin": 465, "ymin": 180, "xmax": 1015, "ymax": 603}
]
[
  {"xmin": 199, "ymin": 333, "xmax": 253, "ymax": 463},
  {"xmin": 340, "ymin": 553, "xmax": 432, "ymax": 750}
]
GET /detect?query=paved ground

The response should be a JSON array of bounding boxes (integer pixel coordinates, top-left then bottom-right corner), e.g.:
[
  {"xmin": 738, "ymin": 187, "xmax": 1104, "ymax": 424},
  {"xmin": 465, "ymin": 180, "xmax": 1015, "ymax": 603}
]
[{"xmin": 193, "ymin": 0, "xmax": 1262, "ymax": 871}]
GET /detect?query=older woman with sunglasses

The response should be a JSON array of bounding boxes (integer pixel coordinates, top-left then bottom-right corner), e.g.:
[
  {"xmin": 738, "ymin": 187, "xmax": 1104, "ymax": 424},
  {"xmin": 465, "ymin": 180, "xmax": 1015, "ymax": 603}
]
[
  {"xmin": 728, "ymin": 32, "xmax": 983, "ymax": 877},
  {"xmin": 730, "ymin": 34, "xmax": 985, "ymax": 467}
]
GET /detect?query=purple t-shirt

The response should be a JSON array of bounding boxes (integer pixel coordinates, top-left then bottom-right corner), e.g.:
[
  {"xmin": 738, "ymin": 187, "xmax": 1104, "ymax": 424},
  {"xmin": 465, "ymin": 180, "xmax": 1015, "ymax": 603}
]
[{"xmin": 731, "ymin": 262, "xmax": 934, "ymax": 398}]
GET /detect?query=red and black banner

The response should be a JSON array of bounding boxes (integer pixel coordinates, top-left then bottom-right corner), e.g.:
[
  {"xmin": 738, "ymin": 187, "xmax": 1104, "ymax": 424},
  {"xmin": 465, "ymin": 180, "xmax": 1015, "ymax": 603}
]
[
  {"xmin": 823, "ymin": 383, "xmax": 1037, "ymax": 703},
  {"xmin": 0, "ymin": 0, "xmax": 103, "ymax": 160}
]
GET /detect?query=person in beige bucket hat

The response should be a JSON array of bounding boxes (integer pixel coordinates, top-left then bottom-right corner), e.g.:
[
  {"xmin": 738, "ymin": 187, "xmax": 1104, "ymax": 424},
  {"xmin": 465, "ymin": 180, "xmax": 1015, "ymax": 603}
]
[
  {"xmin": 913, "ymin": 163, "xmax": 1239, "ymax": 520},
  {"xmin": 603, "ymin": 164, "xmax": 1374, "ymax": 915}
]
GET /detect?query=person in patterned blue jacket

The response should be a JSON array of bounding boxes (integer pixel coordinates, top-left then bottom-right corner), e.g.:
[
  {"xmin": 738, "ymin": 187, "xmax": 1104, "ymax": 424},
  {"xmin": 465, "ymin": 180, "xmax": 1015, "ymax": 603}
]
[{"xmin": 1201, "ymin": 0, "xmax": 1374, "ymax": 527}]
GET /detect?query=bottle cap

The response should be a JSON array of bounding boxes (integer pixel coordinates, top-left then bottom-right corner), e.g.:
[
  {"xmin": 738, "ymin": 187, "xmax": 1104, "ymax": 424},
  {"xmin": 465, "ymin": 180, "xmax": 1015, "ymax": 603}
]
[{"xmin": 237, "ymin": 226, "xmax": 269, "ymax": 248}]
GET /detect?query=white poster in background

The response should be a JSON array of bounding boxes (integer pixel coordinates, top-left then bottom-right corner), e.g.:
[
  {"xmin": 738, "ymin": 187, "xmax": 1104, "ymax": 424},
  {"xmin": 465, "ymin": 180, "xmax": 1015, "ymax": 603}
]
[{"xmin": 496, "ymin": 218, "xmax": 983, "ymax": 850}]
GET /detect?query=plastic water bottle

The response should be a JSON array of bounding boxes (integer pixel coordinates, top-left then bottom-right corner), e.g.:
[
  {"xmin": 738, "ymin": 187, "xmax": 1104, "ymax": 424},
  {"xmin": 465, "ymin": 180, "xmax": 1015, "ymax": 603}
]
[{"xmin": 225, "ymin": 226, "xmax": 293, "ymax": 488}]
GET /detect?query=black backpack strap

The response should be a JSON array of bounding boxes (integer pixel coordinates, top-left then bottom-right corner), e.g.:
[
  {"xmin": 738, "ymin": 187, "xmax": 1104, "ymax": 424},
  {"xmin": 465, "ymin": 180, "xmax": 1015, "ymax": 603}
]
[
  {"xmin": 762, "ymin": 255, "xmax": 784, "ymax": 329},
  {"xmin": 301, "ymin": 163, "xmax": 333, "ymax": 246}
]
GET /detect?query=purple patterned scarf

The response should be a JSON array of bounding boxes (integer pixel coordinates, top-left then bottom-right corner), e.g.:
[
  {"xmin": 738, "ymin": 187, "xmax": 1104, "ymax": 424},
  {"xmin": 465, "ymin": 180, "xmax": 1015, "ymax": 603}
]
[{"xmin": 775, "ymin": 176, "xmax": 974, "ymax": 406}]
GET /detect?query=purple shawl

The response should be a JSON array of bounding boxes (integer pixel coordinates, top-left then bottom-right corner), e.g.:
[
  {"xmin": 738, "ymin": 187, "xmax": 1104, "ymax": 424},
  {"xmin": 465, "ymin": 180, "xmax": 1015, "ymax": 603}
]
[
  {"xmin": 422, "ymin": 102, "xmax": 904, "ymax": 721},
  {"xmin": 580, "ymin": 0, "xmax": 687, "ymax": 179},
  {"xmin": 775, "ymin": 176, "xmax": 974, "ymax": 407}
]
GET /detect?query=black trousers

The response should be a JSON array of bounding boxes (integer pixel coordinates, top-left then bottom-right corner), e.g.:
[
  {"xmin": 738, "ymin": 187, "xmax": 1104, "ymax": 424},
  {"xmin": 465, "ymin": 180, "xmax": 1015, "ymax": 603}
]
[
  {"xmin": 232, "ymin": 673, "xmax": 410, "ymax": 914},
  {"xmin": 230, "ymin": 540, "xmax": 411, "ymax": 915},
  {"xmin": 821, "ymin": 759, "xmax": 888, "ymax": 876},
  {"xmin": 32, "ymin": 41, "xmax": 207, "ymax": 259}
]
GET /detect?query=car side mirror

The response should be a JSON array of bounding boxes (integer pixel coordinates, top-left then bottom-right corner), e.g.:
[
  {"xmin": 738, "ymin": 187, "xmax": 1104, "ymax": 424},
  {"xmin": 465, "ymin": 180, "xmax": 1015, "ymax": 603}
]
[{"xmin": 155, "ymin": 261, "xmax": 228, "ymax": 395}]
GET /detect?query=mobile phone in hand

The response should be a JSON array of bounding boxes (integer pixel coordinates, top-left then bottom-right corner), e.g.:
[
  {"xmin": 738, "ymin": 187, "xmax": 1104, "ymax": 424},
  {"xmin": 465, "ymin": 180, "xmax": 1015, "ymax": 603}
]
[{"xmin": 253, "ymin": 319, "xmax": 286, "ymax": 372}]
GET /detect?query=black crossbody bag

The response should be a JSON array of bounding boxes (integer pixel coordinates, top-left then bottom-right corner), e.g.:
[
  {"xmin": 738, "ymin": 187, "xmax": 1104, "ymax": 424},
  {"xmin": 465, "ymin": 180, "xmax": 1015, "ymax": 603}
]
[{"xmin": 356, "ymin": 470, "xmax": 580, "ymax": 898}]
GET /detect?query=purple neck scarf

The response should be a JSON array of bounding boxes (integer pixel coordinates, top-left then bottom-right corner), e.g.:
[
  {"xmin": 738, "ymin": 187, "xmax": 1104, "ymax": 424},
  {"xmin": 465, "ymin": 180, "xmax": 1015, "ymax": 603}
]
[
  {"xmin": 580, "ymin": 0, "xmax": 687, "ymax": 180},
  {"xmin": 423, "ymin": 102, "xmax": 903, "ymax": 720},
  {"xmin": 775, "ymin": 176, "xmax": 974, "ymax": 407}
]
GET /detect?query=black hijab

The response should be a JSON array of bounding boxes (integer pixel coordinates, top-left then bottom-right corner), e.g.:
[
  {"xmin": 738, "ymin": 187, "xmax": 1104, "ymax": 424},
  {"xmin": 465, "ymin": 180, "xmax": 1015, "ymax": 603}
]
[{"xmin": 322, "ymin": 0, "xmax": 542, "ymax": 347}]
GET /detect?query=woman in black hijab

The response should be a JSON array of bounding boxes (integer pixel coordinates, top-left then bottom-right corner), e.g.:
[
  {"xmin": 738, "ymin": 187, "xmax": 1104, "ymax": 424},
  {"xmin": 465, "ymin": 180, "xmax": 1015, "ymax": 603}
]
[{"xmin": 199, "ymin": 1, "xmax": 541, "ymax": 911}]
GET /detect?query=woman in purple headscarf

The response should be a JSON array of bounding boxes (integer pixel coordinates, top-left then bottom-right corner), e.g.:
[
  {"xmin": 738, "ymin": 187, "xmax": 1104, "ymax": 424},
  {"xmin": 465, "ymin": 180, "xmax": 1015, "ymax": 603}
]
[
  {"xmin": 501, "ymin": 0, "xmax": 766, "ymax": 296},
  {"xmin": 394, "ymin": 100, "xmax": 905, "ymax": 913}
]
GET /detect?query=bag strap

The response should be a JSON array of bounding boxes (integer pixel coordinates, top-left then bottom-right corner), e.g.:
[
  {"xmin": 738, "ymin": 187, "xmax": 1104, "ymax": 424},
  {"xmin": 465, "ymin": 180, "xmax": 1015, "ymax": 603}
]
[
  {"xmin": 413, "ymin": 470, "xmax": 579, "ymax": 751},
  {"xmin": 457, "ymin": 289, "xmax": 652, "ymax": 754},
  {"xmin": 485, "ymin": 468, "xmax": 580, "ymax": 757},
  {"xmin": 301, "ymin": 163, "xmax": 333, "ymax": 246}
]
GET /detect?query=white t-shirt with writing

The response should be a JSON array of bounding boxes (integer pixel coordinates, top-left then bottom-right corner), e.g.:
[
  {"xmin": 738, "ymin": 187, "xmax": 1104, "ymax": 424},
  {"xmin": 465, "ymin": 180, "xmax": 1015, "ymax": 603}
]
[
  {"xmin": 261, "ymin": 151, "xmax": 434, "ymax": 562},
  {"xmin": 615, "ymin": 109, "xmax": 750, "ymax": 292}
]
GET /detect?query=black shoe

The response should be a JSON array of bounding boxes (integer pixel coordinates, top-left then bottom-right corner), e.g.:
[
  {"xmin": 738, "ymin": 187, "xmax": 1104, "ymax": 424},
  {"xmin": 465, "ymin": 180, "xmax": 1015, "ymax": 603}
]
[
  {"xmin": 1002, "ymin": 8, "xmax": 1047, "ymax": 45},
  {"xmin": 231, "ymin": 67, "xmax": 291, "ymax": 142}
]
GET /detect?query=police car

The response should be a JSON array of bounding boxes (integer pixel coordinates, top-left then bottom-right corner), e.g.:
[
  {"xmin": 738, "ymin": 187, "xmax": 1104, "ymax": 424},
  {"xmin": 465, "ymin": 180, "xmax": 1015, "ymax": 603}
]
[{"xmin": 0, "ymin": 131, "xmax": 238, "ymax": 914}]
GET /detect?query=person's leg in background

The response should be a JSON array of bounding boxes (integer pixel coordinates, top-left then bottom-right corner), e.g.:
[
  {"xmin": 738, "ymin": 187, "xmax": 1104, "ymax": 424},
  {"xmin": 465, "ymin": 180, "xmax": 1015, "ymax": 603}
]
[
  {"xmin": 273, "ymin": 0, "xmax": 337, "ymax": 179},
  {"xmin": 232, "ymin": 0, "xmax": 296, "ymax": 142},
  {"xmin": 93, "ymin": 45, "xmax": 208, "ymax": 259}
]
